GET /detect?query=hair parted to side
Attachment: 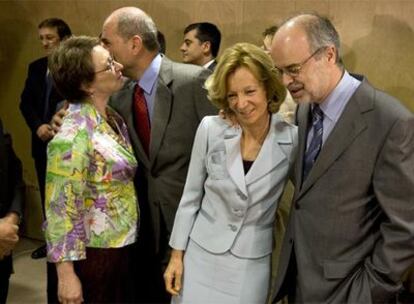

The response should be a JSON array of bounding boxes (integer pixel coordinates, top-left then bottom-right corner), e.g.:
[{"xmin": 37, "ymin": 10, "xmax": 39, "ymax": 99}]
[
  {"xmin": 205, "ymin": 42, "xmax": 286, "ymax": 113},
  {"xmin": 48, "ymin": 35, "xmax": 100, "ymax": 102},
  {"xmin": 116, "ymin": 9, "xmax": 160, "ymax": 52},
  {"xmin": 38, "ymin": 18, "xmax": 72, "ymax": 40}
]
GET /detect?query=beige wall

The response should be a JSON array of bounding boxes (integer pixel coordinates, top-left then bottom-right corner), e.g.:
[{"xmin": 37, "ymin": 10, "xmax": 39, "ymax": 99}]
[{"xmin": 1, "ymin": 0, "xmax": 413, "ymax": 239}]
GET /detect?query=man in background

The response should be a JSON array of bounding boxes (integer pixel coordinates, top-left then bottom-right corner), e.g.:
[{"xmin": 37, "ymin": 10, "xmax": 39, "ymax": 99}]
[
  {"xmin": 0, "ymin": 118, "xmax": 24, "ymax": 303},
  {"xmin": 19, "ymin": 18, "xmax": 71, "ymax": 260},
  {"xmin": 180, "ymin": 22, "xmax": 221, "ymax": 70}
]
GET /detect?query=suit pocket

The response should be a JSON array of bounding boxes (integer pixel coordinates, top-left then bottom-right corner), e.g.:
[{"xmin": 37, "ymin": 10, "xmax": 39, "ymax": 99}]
[
  {"xmin": 207, "ymin": 150, "xmax": 228, "ymax": 180},
  {"xmin": 323, "ymin": 259, "xmax": 362, "ymax": 279}
]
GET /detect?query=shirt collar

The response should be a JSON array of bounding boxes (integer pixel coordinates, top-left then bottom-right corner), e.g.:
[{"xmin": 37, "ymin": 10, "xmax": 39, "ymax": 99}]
[
  {"xmin": 138, "ymin": 54, "xmax": 162, "ymax": 94},
  {"xmin": 203, "ymin": 59, "xmax": 215, "ymax": 69},
  {"xmin": 319, "ymin": 71, "xmax": 357, "ymax": 122}
]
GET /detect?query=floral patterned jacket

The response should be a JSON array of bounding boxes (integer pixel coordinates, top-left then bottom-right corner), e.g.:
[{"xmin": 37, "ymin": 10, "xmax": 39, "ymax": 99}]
[{"xmin": 44, "ymin": 102, "xmax": 139, "ymax": 263}]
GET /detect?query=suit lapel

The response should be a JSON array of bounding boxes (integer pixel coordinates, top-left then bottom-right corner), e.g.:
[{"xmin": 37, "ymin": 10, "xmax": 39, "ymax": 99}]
[
  {"xmin": 295, "ymin": 103, "xmax": 311, "ymax": 193},
  {"xmin": 149, "ymin": 58, "xmax": 173, "ymax": 166},
  {"xmin": 224, "ymin": 127, "xmax": 248, "ymax": 196},
  {"xmin": 297, "ymin": 82, "xmax": 371, "ymax": 199},
  {"xmin": 245, "ymin": 114, "xmax": 291, "ymax": 185}
]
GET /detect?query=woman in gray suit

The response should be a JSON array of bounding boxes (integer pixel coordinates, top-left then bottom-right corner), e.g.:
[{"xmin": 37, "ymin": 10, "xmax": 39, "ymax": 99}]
[{"xmin": 164, "ymin": 42, "xmax": 297, "ymax": 304}]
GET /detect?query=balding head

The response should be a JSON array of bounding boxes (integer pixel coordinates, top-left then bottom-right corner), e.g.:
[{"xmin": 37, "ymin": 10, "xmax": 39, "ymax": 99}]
[
  {"xmin": 275, "ymin": 13, "xmax": 342, "ymax": 66},
  {"xmin": 104, "ymin": 6, "xmax": 159, "ymax": 52},
  {"xmin": 101, "ymin": 7, "xmax": 160, "ymax": 79},
  {"xmin": 270, "ymin": 13, "xmax": 344, "ymax": 104}
]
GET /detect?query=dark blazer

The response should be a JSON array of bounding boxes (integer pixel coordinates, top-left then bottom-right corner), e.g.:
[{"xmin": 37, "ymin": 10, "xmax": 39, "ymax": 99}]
[
  {"xmin": 0, "ymin": 119, "xmax": 24, "ymax": 278},
  {"xmin": 110, "ymin": 56, "xmax": 217, "ymax": 255},
  {"xmin": 20, "ymin": 57, "xmax": 63, "ymax": 158},
  {"xmin": 206, "ymin": 60, "xmax": 217, "ymax": 71},
  {"xmin": 273, "ymin": 75, "xmax": 414, "ymax": 303}
]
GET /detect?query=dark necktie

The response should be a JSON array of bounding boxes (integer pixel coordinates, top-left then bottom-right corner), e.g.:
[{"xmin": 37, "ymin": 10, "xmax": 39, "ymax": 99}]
[
  {"xmin": 133, "ymin": 84, "xmax": 151, "ymax": 156},
  {"xmin": 303, "ymin": 105, "xmax": 324, "ymax": 180},
  {"xmin": 43, "ymin": 70, "xmax": 53, "ymax": 120}
]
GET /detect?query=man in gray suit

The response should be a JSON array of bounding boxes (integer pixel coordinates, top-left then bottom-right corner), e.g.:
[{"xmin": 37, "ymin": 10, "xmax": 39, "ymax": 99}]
[
  {"xmin": 269, "ymin": 13, "xmax": 414, "ymax": 303},
  {"xmin": 101, "ymin": 7, "xmax": 217, "ymax": 303}
]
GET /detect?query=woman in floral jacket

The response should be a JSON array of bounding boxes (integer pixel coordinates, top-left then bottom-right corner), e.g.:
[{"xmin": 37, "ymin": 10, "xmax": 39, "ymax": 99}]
[{"xmin": 45, "ymin": 36, "xmax": 138, "ymax": 303}]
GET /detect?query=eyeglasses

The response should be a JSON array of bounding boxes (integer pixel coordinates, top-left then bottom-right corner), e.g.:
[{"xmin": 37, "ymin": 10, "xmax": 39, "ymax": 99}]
[
  {"xmin": 274, "ymin": 47, "xmax": 325, "ymax": 77},
  {"xmin": 95, "ymin": 56, "xmax": 116, "ymax": 74}
]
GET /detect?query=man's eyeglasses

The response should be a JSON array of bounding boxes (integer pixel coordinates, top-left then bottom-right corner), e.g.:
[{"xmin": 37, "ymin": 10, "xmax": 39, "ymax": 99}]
[
  {"xmin": 95, "ymin": 56, "xmax": 115, "ymax": 74},
  {"xmin": 274, "ymin": 47, "xmax": 326, "ymax": 77}
]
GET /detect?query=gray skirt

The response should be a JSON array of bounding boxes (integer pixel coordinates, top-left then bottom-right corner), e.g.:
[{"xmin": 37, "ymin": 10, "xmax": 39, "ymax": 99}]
[{"xmin": 172, "ymin": 239, "xmax": 271, "ymax": 304}]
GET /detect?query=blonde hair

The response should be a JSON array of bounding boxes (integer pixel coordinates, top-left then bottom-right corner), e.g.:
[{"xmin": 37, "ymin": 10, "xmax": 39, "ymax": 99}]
[{"xmin": 205, "ymin": 42, "xmax": 286, "ymax": 113}]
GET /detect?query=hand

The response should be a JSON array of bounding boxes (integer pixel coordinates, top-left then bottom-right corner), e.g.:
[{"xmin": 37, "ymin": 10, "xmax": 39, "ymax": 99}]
[
  {"xmin": 36, "ymin": 124, "xmax": 54, "ymax": 141},
  {"xmin": 57, "ymin": 262, "xmax": 84, "ymax": 304},
  {"xmin": 164, "ymin": 249, "xmax": 184, "ymax": 296},
  {"xmin": 0, "ymin": 218, "xmax": 19, "ymax": 244},
  {"xmin": 50, "ymin": 106, "xmax": 68, "ymax": 134},
  {"xmin": 0, "ymin": 217, "xmax": 19, "ymax": 260}
]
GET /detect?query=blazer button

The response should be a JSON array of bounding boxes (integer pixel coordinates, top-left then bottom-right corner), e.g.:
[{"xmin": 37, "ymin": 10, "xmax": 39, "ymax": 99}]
[
  {"xmin": 295, "ymin": 203, "xmax": 300, "ymax": 210},
  {"xmin": 153, "ymin": 201, "xmax": 160, "ymax": 207},
  {"xmin": 232, "ymin": 208, "xmax": 244, "ymax": 217},
  {"xmin": 228, "ymin": 224, "xmax": 237, "ymax": 232}
]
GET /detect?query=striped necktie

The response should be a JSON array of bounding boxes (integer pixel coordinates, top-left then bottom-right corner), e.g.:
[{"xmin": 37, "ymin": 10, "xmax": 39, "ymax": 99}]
[{"xmin": 303, "ymin": 105, "xmax": 324, "ymax": 180}]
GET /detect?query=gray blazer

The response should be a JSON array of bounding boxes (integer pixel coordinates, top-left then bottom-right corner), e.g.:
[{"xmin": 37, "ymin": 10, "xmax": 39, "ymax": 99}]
[
  {"xmin": 110, "ymin": 57, "xmax": 217, "ymax": 254},
  {"xmin": 170, "ymin": 114, "xmax": 297, "ymax": 258},
  {"xmin": 272, "ymin": 75, "xmax": 414, "ymax": 303}
]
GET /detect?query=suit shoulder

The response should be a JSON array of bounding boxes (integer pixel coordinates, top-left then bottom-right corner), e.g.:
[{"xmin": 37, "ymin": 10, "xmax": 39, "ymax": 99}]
[
  {"xmin": 356, "ymin": 79, "xmax": 411, "ymax": 120},
  {"xmin": 374, "ymin": 89, "xmax": 411, "ymax": 119},
  {"xmin": 28, "ymin": 57, "xmax": 47, "ymax": 69},
  {"xmin": 200, "ymin": 115, "xmax": 229, "ymax": 130},
  {"xmin": 169, "ymin": 60, "xmax": 211, "ymax": 81}
]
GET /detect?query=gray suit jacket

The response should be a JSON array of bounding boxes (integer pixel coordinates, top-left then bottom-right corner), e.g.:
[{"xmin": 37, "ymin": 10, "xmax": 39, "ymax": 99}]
[
  {"xmin": 169, "ymin": 115, "xmax": 297, "ymax": 258},
  {"xmin": 110, "ymin": 57, "xmax": 217, "ymax": 254},
  {"xmin": 273, "ymin": 75, "xmax": 414, "ymax": 303}
]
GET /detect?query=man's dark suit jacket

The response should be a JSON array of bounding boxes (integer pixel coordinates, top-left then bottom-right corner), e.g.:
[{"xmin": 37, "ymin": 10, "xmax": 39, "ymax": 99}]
[
  {"xmin": 272, "ymin": 75, "xmax": 414, "ymax": 303},
  {"xmin": 0, "ymin": 119, "xmax": 24, "ymax": 279},
  {"xmin": 206, "ymin": 59, "xmax": 217, "ymax": 71},
  {"xmin": 20, "ymin": 56, "xmax": 63, "ymax": 159}
]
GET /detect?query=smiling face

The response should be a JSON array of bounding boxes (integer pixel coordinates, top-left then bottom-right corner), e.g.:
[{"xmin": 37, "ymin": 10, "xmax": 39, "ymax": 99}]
[
  {"xmin": 226, "ymin": 66, "xmax": 269, "ymax": 129},
  {"xmin": 270, "ymin": 24, "xmax": 333, "ymax": 104},
  {"xmin": 39, "ymin": 26, "xmax": 61, "ymax": 55},
  {"xmin": 89, "ymin": 45, "xmax": 124, "ymax": 96}
]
